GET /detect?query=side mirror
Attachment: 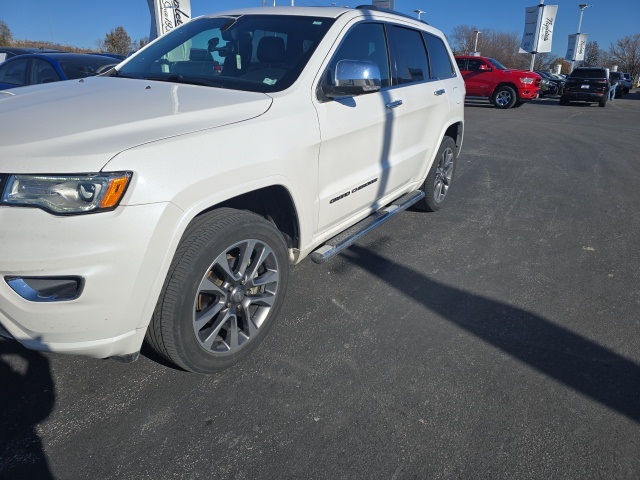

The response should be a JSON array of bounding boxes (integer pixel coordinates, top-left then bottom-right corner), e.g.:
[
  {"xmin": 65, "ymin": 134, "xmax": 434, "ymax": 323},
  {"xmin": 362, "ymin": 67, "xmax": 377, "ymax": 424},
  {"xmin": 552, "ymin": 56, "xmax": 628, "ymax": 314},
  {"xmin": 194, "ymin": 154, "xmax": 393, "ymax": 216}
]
[{"xmin": 324, "ymin": 60, "xmax": 382, "ymax": 98}]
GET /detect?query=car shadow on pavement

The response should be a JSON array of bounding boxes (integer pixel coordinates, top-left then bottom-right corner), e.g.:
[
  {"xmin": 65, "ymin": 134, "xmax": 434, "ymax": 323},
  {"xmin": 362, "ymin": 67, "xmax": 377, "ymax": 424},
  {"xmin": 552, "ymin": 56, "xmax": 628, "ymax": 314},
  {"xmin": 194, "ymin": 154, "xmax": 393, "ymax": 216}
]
[
  {"xmin": 0, "ymin": 340, "xmax": 56, "ymax": 479},
  {"xmin": 343, "ymin": 245, "xmax": 640, "ymax": 423}
]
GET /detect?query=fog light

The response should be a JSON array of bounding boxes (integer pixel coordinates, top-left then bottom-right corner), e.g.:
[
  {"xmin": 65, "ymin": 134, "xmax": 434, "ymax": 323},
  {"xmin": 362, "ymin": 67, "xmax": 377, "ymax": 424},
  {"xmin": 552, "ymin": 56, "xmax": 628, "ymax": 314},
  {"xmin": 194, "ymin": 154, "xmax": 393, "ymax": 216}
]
[{"xmin": 5, "ymin": 276, "xmax": 83, "ymax": 302}]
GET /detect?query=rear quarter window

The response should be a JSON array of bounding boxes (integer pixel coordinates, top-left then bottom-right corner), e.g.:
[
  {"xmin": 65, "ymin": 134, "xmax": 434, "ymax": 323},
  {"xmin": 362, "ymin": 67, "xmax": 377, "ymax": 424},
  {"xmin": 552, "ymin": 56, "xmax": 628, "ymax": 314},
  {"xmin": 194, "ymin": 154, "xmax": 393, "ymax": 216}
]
[{"xmin": 423, "ymin": 32, "xmax": 456, "ymax": 80}]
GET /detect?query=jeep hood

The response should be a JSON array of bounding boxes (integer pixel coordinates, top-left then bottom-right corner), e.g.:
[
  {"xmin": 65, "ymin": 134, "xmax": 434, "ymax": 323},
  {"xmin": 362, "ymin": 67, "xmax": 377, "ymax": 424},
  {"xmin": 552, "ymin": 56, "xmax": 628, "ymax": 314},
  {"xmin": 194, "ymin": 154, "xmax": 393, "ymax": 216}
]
[{"xmin": 0, "ymin": 76, "xmax": 272, "ymax": 173}]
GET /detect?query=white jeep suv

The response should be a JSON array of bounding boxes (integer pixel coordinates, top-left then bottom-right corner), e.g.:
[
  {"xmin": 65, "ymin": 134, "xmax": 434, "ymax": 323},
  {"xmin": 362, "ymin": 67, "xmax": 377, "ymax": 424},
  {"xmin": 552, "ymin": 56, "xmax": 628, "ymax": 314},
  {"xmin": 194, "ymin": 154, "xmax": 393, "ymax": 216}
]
[{"xmin": 0, "ymin": 6, "xmax": 465, "ymax": 372}]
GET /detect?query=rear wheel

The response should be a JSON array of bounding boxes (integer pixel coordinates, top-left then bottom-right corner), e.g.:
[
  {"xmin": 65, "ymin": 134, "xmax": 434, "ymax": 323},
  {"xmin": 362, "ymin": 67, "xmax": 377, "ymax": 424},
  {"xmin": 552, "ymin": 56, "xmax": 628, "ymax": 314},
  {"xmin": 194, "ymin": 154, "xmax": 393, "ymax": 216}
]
[
  {"xmin": 599, "ymin": 98, "xmax": 607, "ymax": 107},
  {"xmin": 492, "ymin": 86, "xmax": 517, "ymax": 109},
  {"xmin": 146, "ymin": 208, "xmax": 290, "ymax": 373},
  {"xmin": 417, "ymin": 137, "xmax": 457, "ymax": 212},
  {"xmin": 559, "ymin": 97, "xmax": 570, "ymax": 106}
]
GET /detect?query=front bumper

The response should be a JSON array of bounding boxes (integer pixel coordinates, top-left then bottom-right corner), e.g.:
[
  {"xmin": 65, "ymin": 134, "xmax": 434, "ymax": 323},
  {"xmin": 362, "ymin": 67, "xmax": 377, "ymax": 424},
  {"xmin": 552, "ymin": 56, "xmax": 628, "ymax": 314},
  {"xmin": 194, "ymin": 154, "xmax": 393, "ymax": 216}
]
[
  {"xmin": 517, "ymin": 87, "xmax": 540, "ymax": 101},
  {"xmin": 0, "ymin": 202, "xmax": 182, "ymax": 358}
]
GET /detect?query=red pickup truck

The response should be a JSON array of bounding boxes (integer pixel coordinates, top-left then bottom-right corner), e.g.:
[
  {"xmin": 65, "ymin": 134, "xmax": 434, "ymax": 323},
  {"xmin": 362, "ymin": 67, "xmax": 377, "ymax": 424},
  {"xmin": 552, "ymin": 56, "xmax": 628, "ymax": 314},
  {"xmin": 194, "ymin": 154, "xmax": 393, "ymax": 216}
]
[{"xmin": 455, "ymin": 55, "xmax": 541, "ymax": 109}]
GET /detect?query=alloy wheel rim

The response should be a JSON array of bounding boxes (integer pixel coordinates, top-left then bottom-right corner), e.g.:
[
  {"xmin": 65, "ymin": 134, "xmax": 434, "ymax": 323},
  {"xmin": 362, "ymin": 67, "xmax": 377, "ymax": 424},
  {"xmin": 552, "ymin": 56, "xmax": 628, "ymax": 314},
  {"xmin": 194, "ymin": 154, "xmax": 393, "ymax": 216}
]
[
  {"xmin": 192, "ymin": 239, "xmax": 280, "ymax": 355},
  {"xmin": 434, "ymin": 147, "xmax": 454, "ymax": 203},
  {"xmin": 497, "ymin": 91, "xmax": 512, "ymax": 106}
]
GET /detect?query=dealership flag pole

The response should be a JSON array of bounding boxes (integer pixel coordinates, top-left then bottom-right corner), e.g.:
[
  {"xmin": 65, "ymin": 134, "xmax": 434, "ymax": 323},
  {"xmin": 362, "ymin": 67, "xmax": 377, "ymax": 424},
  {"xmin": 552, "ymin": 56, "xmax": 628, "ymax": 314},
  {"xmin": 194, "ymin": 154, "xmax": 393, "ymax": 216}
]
[{"xmin": 529, "ymin": 0, "xmax": 544, "ymax": 71}]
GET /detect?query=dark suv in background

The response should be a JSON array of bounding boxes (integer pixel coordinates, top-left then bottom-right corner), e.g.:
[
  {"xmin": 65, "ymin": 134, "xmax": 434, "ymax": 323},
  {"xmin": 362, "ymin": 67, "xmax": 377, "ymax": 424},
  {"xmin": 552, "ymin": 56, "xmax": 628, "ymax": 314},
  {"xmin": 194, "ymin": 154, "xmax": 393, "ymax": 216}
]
[{"xmin": 560, "ymin": 67, "xmax": 609, "ymax": 107}]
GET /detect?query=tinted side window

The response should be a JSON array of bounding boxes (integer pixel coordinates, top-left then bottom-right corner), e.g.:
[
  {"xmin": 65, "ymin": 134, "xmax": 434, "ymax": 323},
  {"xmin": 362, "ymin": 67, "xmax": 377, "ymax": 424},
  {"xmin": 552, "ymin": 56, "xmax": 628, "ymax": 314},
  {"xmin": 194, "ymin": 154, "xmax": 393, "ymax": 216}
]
[
  {"xmin": 423, "ymin": 33, "xmax": 456, "ymax": 79},
  {"xmin": 30, "ymin": 59, "xmax": 60, "ymax": 84},
  {"xmin": 387, "ymin": 25, "xmax": 429, "ymax": 85},
  {"xmin": 467, "ymin": 59, "xmax": 485, "ymax": 72},
  {"xmin": 326, "ymin": 23, "xmax": 390, "ymax": 88},
  {"xmin": 455, "ymin": 58, "xmax": 466, "ymax": 71},
  {"xmin": 0, "ymin": 58, "xmax": 28, "ymax": 86}
]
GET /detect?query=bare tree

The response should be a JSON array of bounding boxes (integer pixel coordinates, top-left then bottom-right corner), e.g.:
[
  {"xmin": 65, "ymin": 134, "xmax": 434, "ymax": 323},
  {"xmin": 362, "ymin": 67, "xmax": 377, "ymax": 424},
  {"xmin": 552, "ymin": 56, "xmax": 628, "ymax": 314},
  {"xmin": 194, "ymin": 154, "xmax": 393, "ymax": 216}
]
[
  {"xmin": 137, "ymin": 37, "xmax": 150, "ymax": 50},
  {"xmin": 551, "ymin": 57, "xmax": 571, "ymax": 75},
  {"xmin": 450, "ymin": 25, "xmax": 481, "ymax": 55},
  {"xmin": 608, "ymin": 33, "xmax": 640, "ymax": 80},
  {"xmin": 98, "ymin": 26, "xmax": 134, "ymax": 56},
  {"xmin": 578, "ymin": 41, "xmax": 608, "ymax": 68},
  {"xmin": 0, "ymin": 19, "xmax": 13, "ymax": 46}
]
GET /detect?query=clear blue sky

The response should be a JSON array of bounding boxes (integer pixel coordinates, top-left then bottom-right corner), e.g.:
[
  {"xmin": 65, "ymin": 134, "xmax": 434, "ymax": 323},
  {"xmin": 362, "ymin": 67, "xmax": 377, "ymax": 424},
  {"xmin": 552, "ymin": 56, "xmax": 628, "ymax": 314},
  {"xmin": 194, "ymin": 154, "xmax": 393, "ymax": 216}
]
[{"xmin": 2, "ymin": 0, "xmax": 638, "ymax": 59}]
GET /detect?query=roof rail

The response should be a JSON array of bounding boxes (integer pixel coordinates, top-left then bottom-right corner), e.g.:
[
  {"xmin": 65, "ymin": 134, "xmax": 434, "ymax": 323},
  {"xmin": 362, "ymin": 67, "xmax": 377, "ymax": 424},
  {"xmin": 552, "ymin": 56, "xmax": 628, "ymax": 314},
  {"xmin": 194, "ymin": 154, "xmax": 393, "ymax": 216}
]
[{"xmin": 355, "ymin": 4, "xmax": 428, "ymax": 24}]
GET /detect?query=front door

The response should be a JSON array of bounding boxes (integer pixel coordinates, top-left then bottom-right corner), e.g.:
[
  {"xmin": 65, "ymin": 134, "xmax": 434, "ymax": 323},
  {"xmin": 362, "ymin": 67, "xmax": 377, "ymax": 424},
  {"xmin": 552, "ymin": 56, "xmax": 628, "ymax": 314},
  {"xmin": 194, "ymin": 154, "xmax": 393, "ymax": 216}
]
[{"xmin": 314, "ymin": 22, "xmax": 401, "ymax": 233}]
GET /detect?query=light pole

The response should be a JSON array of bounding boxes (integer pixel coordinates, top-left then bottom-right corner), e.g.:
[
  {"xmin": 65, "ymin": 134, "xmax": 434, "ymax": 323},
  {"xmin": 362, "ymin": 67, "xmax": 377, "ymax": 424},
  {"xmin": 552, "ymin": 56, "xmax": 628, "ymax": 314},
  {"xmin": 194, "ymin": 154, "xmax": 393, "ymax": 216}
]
[
  {"xmin": 473, "ymin": 30, "xmax": 481, "ymax": 55},
  {"xmin": 570, "ymin": 4, "xmax": 592, "ymax": 72},
  {"xmin": 414, "ymin": 9, "xmax": 425, "ymax": 20}
]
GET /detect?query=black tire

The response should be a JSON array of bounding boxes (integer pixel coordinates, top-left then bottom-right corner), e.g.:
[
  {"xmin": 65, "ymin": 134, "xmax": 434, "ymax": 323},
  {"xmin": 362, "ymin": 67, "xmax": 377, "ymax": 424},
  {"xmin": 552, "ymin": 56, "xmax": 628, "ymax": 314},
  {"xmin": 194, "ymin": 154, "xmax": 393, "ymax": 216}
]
[
  {"xmin": 146, "ymin": 208, "xmax": 290, "ymax": 373},
  {"xmin": 416, "ymin": 136, "xmax": 457, "ymax": 212},
  {"xmin": 492, "ymin": 85, "xmax": 517, "ymax": 109},
  {"xmin": 599, "ymin": 98, "xmax": 607, "ymax": 107},
  {"xmin": 559, "ymin": 97, "xmax": 570, "ymax": 106}
]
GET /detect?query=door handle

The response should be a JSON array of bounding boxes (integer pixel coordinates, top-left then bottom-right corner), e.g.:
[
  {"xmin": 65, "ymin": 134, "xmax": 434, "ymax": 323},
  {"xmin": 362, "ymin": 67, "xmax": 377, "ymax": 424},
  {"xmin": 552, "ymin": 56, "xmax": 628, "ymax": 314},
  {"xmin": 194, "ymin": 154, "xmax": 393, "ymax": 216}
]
[
  {"xmin": 434, "ymin": 89, "xmax": 446, "ymax": 96},
  {"xmin": 385, "ymin": 100, "xmax": 403, "ymax": 109}
]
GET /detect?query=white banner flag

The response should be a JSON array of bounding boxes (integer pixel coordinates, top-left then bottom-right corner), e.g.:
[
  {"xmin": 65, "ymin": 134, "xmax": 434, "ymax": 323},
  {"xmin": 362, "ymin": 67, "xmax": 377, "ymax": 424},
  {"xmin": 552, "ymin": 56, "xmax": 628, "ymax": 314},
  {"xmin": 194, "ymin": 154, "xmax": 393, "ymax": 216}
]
[
  {"xmin": 520, "ymin": 6, "xmax": 539, "ymax": 53},
  {"xmin": 520, "ymin": 5, "xmax": 558, "ymax": 53},
  {"xmin": 565, "ymin": 33, "xmax": 588, "ymax": 61},
  {"xmin": 536, "ymin": 5, "xmax": 558, "ymax": 53},
  {"xmin": 148, "ymin": 0, "xmax": 192, "ymax": 40}
]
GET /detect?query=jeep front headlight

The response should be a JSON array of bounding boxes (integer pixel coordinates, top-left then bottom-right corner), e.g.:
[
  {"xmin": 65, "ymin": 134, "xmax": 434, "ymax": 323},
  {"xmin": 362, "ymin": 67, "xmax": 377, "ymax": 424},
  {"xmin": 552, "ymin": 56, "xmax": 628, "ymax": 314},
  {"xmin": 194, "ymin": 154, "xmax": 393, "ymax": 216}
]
[{"xmin": 1, "ymin": 172, "xmax": 132, "ymax": 215}]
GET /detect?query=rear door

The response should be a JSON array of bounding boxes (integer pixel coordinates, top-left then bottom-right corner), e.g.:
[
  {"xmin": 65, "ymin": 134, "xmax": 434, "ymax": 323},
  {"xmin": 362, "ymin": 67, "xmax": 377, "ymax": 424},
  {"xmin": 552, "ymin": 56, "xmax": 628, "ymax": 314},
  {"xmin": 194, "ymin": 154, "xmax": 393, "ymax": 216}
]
[{"xmin": 386, "ymin": 25, "xmax": 452, "ymax": 184}]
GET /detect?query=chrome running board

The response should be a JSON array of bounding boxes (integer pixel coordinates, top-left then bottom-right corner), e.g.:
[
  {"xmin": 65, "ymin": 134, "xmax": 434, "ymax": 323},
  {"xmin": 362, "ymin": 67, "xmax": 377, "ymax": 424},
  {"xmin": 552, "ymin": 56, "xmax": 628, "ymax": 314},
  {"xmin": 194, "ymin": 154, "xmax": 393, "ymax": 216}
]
[{"xmin": 310, "ymin": 190, "xmax": 425, "ymax": 264}]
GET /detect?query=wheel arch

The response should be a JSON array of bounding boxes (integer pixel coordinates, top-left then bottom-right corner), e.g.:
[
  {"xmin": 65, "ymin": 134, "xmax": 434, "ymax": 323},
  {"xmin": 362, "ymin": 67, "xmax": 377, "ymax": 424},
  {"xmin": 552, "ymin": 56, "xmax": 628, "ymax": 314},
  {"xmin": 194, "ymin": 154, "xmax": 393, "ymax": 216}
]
[
  {"xmin": 492, "ymin": 82, "xmax": 520, "ymax": 99},
  {"xmin": 133, "ymin": 183, "xmax": 301, "ymax": 334},
  {"xmin": 444, "ymin": 121, "xmax": 464, "ymax": 155},
  {"xmin": 213, "ymin": 185, "xmax": 300, "ymax": 250}
]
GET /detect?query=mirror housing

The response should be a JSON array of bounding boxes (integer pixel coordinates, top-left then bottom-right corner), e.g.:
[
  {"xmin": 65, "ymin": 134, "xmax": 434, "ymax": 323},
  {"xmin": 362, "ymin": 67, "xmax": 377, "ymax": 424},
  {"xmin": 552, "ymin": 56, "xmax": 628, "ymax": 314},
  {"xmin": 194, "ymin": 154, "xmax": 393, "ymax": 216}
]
[{"xmin": 324, "ymin": 60, "xmax": 382, "ymax": 98}]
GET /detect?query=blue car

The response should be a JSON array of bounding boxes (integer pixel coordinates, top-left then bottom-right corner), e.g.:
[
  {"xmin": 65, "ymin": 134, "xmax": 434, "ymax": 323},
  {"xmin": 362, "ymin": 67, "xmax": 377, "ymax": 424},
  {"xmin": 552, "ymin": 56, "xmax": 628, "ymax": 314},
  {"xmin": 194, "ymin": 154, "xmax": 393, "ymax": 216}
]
[
  {"xmin": 0, "ymin": 53, "xmax": 118, "ymax": 90},
  {"xmin": 0, "ymin": 47, "xmax": 64, "ymax": 63}
]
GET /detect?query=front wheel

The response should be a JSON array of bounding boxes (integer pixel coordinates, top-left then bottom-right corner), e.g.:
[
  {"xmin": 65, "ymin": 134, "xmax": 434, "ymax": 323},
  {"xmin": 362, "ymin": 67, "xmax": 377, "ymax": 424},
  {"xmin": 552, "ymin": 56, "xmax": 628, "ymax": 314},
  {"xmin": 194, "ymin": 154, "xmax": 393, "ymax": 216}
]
[
  {"xmin": 416, "ymin": 136, "xmax": 457, "ymax": 212},
  {"xmin": 146, "ymin": 208, "xmax": 290, "ymax": 373},
  {"xmin": 492, "ymin": 86, "xmax": 517, "ymax": 109}
]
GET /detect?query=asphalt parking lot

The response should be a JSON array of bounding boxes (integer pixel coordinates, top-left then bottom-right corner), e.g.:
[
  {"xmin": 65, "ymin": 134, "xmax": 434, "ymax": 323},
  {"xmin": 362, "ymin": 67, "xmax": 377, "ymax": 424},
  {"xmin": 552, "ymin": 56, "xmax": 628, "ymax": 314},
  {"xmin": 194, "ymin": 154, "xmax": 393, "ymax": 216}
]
[{"xmin": 2, "ymin": 90, "xmax": 640, "ymax": 479}]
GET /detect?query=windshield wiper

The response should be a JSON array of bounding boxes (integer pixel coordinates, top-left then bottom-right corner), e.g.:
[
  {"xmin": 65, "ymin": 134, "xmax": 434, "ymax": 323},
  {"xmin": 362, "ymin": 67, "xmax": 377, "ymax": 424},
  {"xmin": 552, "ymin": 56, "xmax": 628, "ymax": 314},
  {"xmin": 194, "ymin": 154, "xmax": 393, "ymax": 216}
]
[
  {"xmin": 143, "ymin": 75, "xmax": 222, "ymax": 87},
  {"xmin": 109, "ymin": 70, "xmax": 141, "ymax": 79}
]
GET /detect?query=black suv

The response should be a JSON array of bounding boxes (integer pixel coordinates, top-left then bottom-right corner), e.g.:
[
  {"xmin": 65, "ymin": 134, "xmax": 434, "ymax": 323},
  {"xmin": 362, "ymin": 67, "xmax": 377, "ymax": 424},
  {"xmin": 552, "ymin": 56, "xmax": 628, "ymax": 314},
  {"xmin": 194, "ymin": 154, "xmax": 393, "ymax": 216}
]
[{"xmin": 560, "ymin": 67, "xmax": 609, "ymax": 107}]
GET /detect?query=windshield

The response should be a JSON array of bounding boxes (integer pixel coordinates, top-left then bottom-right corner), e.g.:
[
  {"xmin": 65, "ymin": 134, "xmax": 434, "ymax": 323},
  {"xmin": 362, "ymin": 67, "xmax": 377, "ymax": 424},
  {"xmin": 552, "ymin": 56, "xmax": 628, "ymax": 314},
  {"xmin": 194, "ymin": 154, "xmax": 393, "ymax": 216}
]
[
  {"xmin": 60, "ymin": 57, "xmax": 118, "ymax": 79},
  {"xmin": 117, "ymin": 15, "xmax": 334, "ymax": 93},
  {"xmin": 487, "ymin": 58, "xmax": 507, "ymax": 70}
]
